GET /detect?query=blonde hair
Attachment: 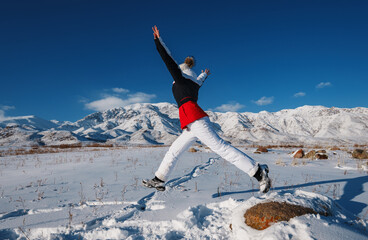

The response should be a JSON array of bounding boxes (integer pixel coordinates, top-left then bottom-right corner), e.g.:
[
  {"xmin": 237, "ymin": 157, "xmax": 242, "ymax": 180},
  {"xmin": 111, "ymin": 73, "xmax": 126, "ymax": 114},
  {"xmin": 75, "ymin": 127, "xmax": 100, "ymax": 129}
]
[{"xmin": 184, "ymin": 56, "xmax": 195, "ymax": 68}]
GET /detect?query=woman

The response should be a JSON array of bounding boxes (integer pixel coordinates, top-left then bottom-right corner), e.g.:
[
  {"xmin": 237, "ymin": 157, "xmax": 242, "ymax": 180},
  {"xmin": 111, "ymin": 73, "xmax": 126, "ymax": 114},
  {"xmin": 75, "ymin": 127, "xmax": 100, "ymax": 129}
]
[{"xmin": 143, "ymin": 26, "xmax": 271, "ymax": 193}]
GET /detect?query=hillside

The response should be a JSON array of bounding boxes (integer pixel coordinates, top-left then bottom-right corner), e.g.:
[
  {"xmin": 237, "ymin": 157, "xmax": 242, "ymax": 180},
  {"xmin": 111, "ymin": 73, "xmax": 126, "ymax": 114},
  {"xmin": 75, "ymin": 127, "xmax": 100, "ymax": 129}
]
[{"xmin": 1, "ymin": 103, "xmax": 368, "ymax": 146}]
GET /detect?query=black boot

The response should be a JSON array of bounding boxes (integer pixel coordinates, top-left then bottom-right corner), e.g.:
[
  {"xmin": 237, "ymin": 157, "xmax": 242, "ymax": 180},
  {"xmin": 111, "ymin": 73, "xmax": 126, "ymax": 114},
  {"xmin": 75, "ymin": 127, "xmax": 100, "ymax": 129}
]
[
  {"xmin": 253, "ymin": 164, "xmax": 271, "ymax": 193},
  {"xmin": 142, "ymin": 176, "xmax": 166, "ymax": 191}
]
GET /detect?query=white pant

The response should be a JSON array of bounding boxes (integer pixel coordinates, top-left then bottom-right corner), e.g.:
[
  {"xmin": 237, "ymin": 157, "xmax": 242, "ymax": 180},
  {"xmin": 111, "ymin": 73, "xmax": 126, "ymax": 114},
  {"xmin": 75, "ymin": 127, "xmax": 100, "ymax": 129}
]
[{"xmin": 155, "ymin": 117, "xmax": 259, "ymax": 181}]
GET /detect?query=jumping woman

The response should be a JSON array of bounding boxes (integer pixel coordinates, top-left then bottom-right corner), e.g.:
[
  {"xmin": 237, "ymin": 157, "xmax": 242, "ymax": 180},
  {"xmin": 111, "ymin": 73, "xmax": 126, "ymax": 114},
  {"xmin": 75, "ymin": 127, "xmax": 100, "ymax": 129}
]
[{"xmin": 143, "ymin": 26, "xmax": 271, "ymax": 193}]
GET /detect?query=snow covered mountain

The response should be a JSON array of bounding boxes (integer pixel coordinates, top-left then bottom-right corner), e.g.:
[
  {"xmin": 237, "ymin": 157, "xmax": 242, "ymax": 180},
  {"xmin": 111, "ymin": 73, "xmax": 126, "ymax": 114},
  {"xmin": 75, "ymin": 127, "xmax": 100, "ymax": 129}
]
[
  {"xmin": 0, "ymin": 115, "xmax": 59, "ymax": 131},
  {"xmin": 58, "ymin": 103, "xmax": 181, "ymax": 145},
  {"xmin": 0, "ymin": 115, "xmax": 84, "ymax": 146},
  {"xmin": 1, "ymin": 103, "xmax": 368, "ymax": 146},
  {"xmin": 208, "ymin": 105, "xmax": 368, "ymax": 145}
]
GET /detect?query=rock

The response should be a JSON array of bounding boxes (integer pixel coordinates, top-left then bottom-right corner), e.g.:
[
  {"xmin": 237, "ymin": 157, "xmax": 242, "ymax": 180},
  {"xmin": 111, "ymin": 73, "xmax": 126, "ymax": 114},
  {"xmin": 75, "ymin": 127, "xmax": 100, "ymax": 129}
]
[
  {"xmin": 330, "ymin": 146, "xmax": 341, "ymax": 151},
  {"xmin": 254, "ymin": 151, "xmax": 261, "ymax": 154},
  {"xmin": 304, "ymin": 150, "xmax": 316, "ymax": 159},
  {"xmin": 352, "ymin": 149, "xmax": 368, "ymax": 159},
  {"xmin": 244, "ymin": 202, "xmax": 319, "ymax": 230},
  {"xmin": 292, "ymin": 149, "xmax": 304, "ymax": 158},
  {"xmin": 316, "ymin": 153, "xmax": 328, "ymax": 159},
  {"xmin": 316, "ymin": 149, "xmax": 327, "ymax": 153},
  {"xmin": 256, "ymin": 146, "xmax": 268, "ymax": 153}
]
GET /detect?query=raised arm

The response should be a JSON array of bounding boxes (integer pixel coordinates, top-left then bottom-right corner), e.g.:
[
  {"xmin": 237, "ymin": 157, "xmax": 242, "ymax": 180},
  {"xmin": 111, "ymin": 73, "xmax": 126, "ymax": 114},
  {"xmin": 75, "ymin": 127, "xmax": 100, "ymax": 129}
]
[
  {"xmin": 153, "ymin": 26, "xmax": 183, "ymax": 81},
  {"xmin": 197, "ymin": 69, "xmax": 210, "ymax": 83}
]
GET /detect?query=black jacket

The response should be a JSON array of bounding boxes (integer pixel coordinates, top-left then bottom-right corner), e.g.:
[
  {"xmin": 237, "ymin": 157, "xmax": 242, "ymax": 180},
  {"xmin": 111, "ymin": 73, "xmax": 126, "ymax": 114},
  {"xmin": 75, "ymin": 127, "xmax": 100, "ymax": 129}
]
[{"xmin": 154, "ymin": 37, "xmax": 207, "ymax": 107}]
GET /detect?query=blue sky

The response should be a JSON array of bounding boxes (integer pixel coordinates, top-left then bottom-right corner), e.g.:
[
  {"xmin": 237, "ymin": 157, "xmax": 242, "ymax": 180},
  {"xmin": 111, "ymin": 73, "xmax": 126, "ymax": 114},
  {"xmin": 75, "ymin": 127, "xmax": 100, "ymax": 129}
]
[{"xmin": 1, "ymin": 0, "xmax": 367, "ymax": 121}]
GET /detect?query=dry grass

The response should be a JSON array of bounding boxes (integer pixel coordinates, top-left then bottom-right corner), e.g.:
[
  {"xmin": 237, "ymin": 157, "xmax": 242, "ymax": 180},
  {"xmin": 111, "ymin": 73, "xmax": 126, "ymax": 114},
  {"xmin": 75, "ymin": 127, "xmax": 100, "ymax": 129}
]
[
  {"xmin": 84, "ymin": 143, "xmax": 114, "ymax": 148},
  {"xmin": 354, "ymin": 144, "xmax": 368, "ymax": 148},
  {"xmin": 0, "ymin": 147, "xmax": 62, "ymax": 157},
  {"xmin": 249, "ymin": 144, "xmax": 304, "ymax": 149},
  {"xmin": 352, "ymin": 149, "xmax": 368, "ymax": 159},
  {"xmin": 0, "ymin": 143, "xmax": 127, "ymax": 157},
  {"xmin": 275, "ymin": 158, "xmax": 286, "ymax": 166},
  {"xmin": 133, "ymin": 144, "xmax": 169, "ymax": 148},
  {"xmin": 0, "ymin": 142, "xmax": 174, "ymax": 158},
  {"xmin": 304, "ymin": 150, "xmax": 316, "ymax": 159},
  {"xmin": 330, "ymin": 146, "xmax": 341, "ymax": 151},
  {"xmin": 316, "ymin": 149, "xmax": 327, "ymax": 153},
  {"xmin": 256, "ymin": 146, "xmax": 268, "ymax": 153},
  {"xmin": 246, "ymin": 144, "xmax": 365, "ymax": 150},
  {"xmin": 51, "ymin": 143, "xmax": 83, "ymax": 148},
  {"xmin": 291, "ymin": 158, "xmax": 299, "ymax": 166}
]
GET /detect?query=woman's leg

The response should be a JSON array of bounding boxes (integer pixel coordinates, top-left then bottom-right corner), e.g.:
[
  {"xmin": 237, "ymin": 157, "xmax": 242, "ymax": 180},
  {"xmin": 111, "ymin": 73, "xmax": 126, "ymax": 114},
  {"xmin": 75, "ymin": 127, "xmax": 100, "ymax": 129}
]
[
  {"xmin": 155, "ymin": 128, "xmax": 198, "ymax": 181},
  {"xmin": 189, "ymin": 117, "xmax": 259, "ymax": 177}
]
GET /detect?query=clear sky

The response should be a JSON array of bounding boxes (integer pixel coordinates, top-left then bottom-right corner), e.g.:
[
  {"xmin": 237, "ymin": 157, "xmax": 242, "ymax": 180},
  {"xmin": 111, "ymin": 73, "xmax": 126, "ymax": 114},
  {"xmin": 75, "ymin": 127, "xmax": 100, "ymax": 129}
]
[{"xmin": 1, "ymin": 0, "xmax": 367, "ymax": 121}]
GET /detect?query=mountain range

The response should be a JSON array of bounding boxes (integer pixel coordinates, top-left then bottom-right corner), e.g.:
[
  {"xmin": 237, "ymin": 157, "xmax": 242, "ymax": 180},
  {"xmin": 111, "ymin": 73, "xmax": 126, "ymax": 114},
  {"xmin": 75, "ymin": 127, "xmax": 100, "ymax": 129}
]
[{"xmin": 1, "ymin": 103, "xmax": 368, "ymax": 147}]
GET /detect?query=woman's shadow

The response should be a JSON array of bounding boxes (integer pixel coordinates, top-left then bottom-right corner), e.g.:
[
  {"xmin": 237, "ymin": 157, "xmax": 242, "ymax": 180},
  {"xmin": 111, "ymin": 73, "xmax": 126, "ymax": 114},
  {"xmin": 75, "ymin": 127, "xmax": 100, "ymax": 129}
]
[{"xmin": 336, "ymin": 175, "xmax": 368, "ymax": 215}]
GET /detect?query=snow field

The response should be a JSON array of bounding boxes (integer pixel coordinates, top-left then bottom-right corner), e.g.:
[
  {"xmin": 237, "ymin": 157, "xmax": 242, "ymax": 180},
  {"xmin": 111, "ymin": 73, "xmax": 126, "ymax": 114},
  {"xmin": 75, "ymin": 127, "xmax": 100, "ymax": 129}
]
[{"xmin": 0, "ymin": 146, "xmax": 367, "ymax": 239}]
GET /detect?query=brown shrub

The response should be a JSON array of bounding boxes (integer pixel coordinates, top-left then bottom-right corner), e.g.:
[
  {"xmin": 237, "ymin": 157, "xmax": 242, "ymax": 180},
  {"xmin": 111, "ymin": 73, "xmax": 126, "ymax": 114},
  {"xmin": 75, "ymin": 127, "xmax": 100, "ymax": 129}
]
[
  {"xmin": 244, "ymin": 202, "xmax": 320, "ymax": 230},
  {"xmin": 85, "ymin": 143, "xmax": 114, "ymax": 148},
  {"xmin": 354, "ymin": 144, "xmax": 368, "ymax": 148},
  {"xmin": 134, "ymin": 145, "xmax": 167, "ymax": 149},
  {"xmin": 352, "ymin": 149, "xmax": 368, "ymax": 159},
  {"xmin": 256, "ymin": 146, "xmax": 268, "ymax": 153},
  {"xmin": 249, "ymin": 144, "xmax": 304, "ymax": 149},
  {"xmin": 316, "ymin": 153, "xmax": 328, "ymax": 160},
  {"xmin": 188, "ymin": 147, "xmax": 198, "ymax": 153},
  {"xmin": 0, "ymin": 147, "xmax": 61, "ymax": 157},
  {"xmin": 304, "ymin": 150, "xmax": 316, "ymax": 159},
  {"xmin": 316, "ymin": 149, "xmax": 327, "ymax": 154},
  {"xmin": 278, "ymin": 144, "xmax": 304, "ymax": 149},
  {"xmin": 50, "ymin": 143, "xmax": 83, "ymax": 149},
  {"xmin": 310, "ymin": 145, "xmax": 320, "ymax": 150},
  {"xmin": 330, "ymin": 146, "xmax": 341, "ymax": 151}
]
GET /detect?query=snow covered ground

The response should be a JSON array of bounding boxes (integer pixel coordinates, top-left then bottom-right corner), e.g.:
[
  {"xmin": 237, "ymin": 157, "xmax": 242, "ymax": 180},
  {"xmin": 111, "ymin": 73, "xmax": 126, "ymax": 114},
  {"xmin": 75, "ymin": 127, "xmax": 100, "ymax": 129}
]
[{"xmin": 0, "ymin": 146, "xmax": 367, "ymax": 239}]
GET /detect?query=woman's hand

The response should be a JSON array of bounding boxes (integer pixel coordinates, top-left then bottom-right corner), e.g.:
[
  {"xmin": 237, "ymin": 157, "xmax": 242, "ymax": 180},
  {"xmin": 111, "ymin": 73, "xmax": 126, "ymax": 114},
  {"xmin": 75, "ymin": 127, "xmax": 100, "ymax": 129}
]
[
  {"xmin": 202, "ymin": 69, "xmax": 211, "ymax": 75},
  {"xmin": 152, "ymin": 25, "xmax": 160, "ymax": 39}
]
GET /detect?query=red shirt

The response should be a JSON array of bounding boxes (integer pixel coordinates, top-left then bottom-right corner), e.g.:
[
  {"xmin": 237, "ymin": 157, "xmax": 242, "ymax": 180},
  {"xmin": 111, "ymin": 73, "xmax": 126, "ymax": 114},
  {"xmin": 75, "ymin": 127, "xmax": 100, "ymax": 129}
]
[{"xmin": 179, "ymin": 101, "xmax": 208, "ymax": 129}]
